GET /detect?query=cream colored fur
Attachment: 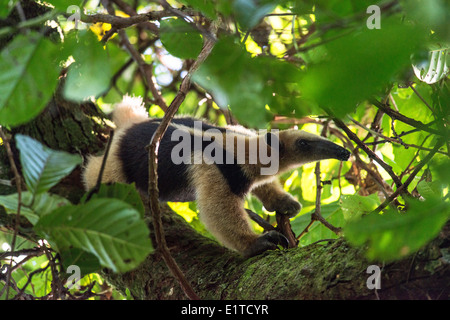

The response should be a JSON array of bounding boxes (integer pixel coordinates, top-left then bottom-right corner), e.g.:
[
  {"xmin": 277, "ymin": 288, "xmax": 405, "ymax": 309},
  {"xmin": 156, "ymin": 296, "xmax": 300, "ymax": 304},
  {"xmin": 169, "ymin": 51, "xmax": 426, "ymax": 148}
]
[{"xmin": 82, "ymin": 95, "xmax": 149, "ymax": 191}]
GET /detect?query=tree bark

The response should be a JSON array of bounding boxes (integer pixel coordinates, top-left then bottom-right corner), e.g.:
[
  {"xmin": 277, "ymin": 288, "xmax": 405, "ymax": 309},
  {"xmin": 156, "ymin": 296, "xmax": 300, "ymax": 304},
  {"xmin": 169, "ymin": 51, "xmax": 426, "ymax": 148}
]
[
  {"xmin": 1, "ymin": 95, "xmax": 449, "ymax": 300},
  {"xmin": 105, "ymin": 203, "xmax": 450, "ymax": 300}
]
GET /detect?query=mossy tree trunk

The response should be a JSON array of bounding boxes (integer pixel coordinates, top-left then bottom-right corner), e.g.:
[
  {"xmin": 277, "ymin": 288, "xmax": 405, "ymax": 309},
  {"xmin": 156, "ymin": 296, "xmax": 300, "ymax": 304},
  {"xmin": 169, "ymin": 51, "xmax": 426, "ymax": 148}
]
[
  {"xmin": 1, "ymin": 94, "xmax": 449, "ymax": 300},
  {"xmin": 106, "ymin": 204, "xmax": 449, "ymax": 300}
]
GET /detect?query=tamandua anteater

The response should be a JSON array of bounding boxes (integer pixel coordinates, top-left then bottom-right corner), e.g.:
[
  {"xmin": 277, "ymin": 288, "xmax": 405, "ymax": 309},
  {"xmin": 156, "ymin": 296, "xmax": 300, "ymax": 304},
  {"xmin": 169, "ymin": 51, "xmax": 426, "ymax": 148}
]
[{"xmin": 82, "ymin": 96, "xmax": 351, "ymax": 257}]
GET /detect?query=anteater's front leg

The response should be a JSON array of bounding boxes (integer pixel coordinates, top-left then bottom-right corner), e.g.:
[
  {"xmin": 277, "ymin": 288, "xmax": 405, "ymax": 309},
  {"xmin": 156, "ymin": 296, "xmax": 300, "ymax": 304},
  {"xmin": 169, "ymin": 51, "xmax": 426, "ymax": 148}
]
[{"xmin": 251, "ymin": 180, "xmax": 302, "ymax": 218}]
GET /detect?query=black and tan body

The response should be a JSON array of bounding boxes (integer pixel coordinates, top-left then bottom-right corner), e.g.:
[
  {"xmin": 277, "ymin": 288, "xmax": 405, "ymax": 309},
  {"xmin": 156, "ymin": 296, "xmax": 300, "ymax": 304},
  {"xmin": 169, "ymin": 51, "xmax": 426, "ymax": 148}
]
[{"xmin": 82, "ymin": 96, "xmax": 351, "ymax": 257}]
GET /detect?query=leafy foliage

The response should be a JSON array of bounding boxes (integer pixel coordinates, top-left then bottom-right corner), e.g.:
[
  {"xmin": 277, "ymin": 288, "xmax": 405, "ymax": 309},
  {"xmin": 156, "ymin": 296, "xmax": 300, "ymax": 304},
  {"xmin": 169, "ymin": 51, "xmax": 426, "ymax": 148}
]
[
  {"xmin": 344, "ymin": 196, "xmax": 449, "ymax": 261},
  {"xmin": 159, "ymin": 18, "xmax": 203, "ymax": 59},
  {"xmin": 0, "ymin": 0, "xmax": 449, "ymax": 300},
  {"xmin": 0, "ymin": 33, "xmax": 60, "ymax": 126},
  {"xmin": 15, "ymin": 135, "xmax": 82, "ymax": 194},
  {"xmin": 35, "ymin": 198, "xmax": 152, "ymax": 273}
]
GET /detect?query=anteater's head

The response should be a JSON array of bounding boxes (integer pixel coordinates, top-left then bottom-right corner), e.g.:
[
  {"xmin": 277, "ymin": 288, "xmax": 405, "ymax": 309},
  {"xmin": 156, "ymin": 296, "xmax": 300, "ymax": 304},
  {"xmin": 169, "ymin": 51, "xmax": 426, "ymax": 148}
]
[{"xmin": 266, "ymin": 129, "xmax": 351, "ymax": 171}]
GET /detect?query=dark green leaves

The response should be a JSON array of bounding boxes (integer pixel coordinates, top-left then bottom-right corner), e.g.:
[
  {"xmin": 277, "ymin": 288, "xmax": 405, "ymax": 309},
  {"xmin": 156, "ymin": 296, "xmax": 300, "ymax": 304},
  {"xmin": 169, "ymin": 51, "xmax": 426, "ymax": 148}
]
[
  {"xmin": 1, "ymin": 136, "xmax": 152, "ymax": 273},
  {"xmin": 15, "ymin": 134, "xmax": 82, "ymax": 195},
  {"xmin": 63, "ymin": 30, "xmax": 112, "ymax": 102},
  {"xmin": 193, "ymin": 37, "xmax": 303, "ymax": 127},
  {"xmin": 159, "ymin": 18, "xmax": 203, "ymax": 59},
  {"xmin": 233, "ymin": 0, "xmax": 277, "ymax": 29},
  {"xmin": 179, "ymin": 0, "xmax": 218, "ymax": 19},
  {"xmin": 300, "ymin": 18, "xmax": 427, "ymax": 117},
  {"xmin": 35, "ymin": 199, "xmax": 152, "ymax": 273},
  {"xmin": 0, "ymin": 0, "xmax": 18, "ymax": 17},
  {"xmin": 344, "ymin": 197, "xmax": 450, "ymax": 261},
  {"xmin": 0, "ymin": 33, "xmax": 60, "ymax": 126},
  {"xmin": 0, "ymin": 192, "xmax": 70, "ymax": 225},
  {"xmin": 83, "ymin": 183, "xmax": 145, "ymax": 218},
  {"xmin": 44, "ymin": 0, "xmax": 84, "ymax": 12}
]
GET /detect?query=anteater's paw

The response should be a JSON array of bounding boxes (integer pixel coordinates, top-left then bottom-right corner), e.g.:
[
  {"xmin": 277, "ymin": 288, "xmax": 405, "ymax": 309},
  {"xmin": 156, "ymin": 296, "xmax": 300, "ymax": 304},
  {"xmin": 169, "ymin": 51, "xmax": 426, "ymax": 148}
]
[{"xmin": 244, "ymin": 231, "xmax": 289, "ymax": 258}]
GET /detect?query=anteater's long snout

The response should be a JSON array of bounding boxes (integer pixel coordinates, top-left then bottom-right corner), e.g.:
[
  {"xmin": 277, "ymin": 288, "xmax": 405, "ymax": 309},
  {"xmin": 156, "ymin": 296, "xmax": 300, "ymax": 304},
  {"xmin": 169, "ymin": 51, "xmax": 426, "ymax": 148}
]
[
  {"xmin": 336, "ymin": 147, "xmax": 351, "ymax": 161},
  {"xmin": 317, "ymin": 139, "xmax": 351, "ymax": 161}
]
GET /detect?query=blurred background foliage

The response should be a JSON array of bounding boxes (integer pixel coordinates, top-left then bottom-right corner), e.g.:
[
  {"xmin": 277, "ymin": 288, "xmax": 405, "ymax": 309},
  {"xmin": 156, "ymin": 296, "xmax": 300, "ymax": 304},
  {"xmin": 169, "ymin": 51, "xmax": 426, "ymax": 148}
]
[{"xmin": 0, "ymin": 0, "xmax": 449, "ymax": 299}]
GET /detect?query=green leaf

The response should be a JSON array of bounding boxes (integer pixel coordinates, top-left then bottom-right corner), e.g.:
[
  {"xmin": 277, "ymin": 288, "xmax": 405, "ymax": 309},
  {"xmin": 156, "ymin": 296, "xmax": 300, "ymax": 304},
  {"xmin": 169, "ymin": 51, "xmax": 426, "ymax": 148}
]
[
  {"xmin": 299, "ymin": 18, "xmax": 427, "ymax": 117},
  {"xmin": 416, "ymin": 180, "xmax": 443, "ymax": 200},
  {"xmin": 63, "ymin": 30, "xmax": 112, "ymax": 102},
  {"xmin": 344, "ymin": 197, "xmax": 450, "ymax": 262},
  {"xmin": 0, "ymin": 0, "xmax": 18, "ymax": 17},
  {"xmin": 193, "ymin": 37, "xmax": 303, "ymax": 127},
  {"xmin": 45, "ymin": 0, "xmax": 84, "ymax": 11},
  {"xmin": 0, "ymin": 192, "xmax": 70, "ymax": 225},
  {"xmin": 233, "ymin": 0, "xmax": 277, "ymax": 29},
  {"xmin": 179, "ymin": 0, "xmax": 217, "ymax": 20},
  {"xmin": 15, "ymin": 134, "xmax": 82, "ymax": 195},
  {"xmin": 60, "ymin": 248, "xmax": 102, "ymax": 277},
  {"xmin": 159, "ymin": 18, "xmax": 203, "ymax": 59},
  {"xmin": 35, "ymin": 199, "xmax": 152, "ymax": 273},
  {"xmin": 82, "ymin": 183, "xmax": 145, "ymax": 218},
  {"xmin": 0, "ymin": 33, "xmax": 60, "ymax": 126},
  {"xmin": 341, "ymin": 193, "xmax": 380, "ymax": 220},
  {"xmin": 193, "ymin": 37, "xmax": 267, "ymax": 127}
]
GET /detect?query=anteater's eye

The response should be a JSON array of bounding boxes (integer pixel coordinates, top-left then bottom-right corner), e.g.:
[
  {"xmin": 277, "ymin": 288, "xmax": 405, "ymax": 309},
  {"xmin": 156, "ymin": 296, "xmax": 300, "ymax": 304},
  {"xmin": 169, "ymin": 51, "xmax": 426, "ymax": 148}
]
[{"xmin": 296, "ymin": 139, "xmax": 309, "ymax": 148}]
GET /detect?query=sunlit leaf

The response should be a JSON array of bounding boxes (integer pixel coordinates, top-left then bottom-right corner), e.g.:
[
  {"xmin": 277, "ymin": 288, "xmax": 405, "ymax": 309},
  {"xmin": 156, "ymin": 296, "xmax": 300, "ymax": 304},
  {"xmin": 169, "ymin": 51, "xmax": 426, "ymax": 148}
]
[{"xmin": 341, "ymin": 193, "xmax": 381, "ymax": 220}]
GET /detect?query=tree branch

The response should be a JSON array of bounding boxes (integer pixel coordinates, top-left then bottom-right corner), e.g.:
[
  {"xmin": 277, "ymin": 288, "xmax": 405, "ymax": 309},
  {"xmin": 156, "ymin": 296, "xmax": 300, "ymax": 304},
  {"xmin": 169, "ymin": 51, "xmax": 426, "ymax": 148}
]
[
  {"xmin": 370, "ymin": 99, "xmax": 444, "ymax": 137},
  {"xmin": 80, "ymin": 8, "xmax": 201, "ymax": 30},
  {"xmin": 118, "ymin": 29, "xmax": 168, "ymax": 112}
]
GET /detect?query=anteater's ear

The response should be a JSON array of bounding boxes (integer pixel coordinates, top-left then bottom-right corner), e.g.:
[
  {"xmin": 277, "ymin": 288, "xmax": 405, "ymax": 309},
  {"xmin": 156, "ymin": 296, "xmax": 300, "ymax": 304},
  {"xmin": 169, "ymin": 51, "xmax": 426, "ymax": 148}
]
[{"xmin": 264, "ymin": 132, "xmax": 284, "ymax": 156}]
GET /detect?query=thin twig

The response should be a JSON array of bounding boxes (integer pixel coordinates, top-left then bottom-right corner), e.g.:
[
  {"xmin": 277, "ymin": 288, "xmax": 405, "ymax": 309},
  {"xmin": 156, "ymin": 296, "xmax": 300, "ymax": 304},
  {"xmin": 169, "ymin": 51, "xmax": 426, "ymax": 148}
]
[
  {"xmin": 275, "ymin": 213, "xmax": 298, "ymax": 248},
  {"xmin": 159, "ymin": 0, "xmax": 217, "ymax": 42},
  {"xmin": 297, "ymin": 123, "xmax": 341, "ymax": 240},
  {"xmin": 348, "ymin": 116, "xmax": 449, "ymax": 156},
  {"xmin": 372, "ymin": 138, "xmax": 445, "ymax": 214},
  {"xmin": 79, "ymin": 8, "xmax": 202, "ymax": 30},
  {"xmin": 118, "ymin": 29, "xmax": 168, "ymax": 112},
  {"xmin": 145, "ymin": 31, "xmax": 216, "ymax": 301},
  {"xmin": 331, "ymin": 115, "xmax": 404, "ymax": 189},
  {"xmin": 409, "ymin": 83, "xmax": 434, "ymax": 113},
  {"xmin": 111, "ymin": 0, "xmax": 159, "ymax": 34},
  {"xmin": 245, "ymin": 209, "xmax": 275, "ymax": 232},
  {"xmin": 370, "ymin": 99, "xmax": 444, "ymax": 137},
  {"xmin": 0, "ymin": 128, "xmax": 24, "ymax": 300}
]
